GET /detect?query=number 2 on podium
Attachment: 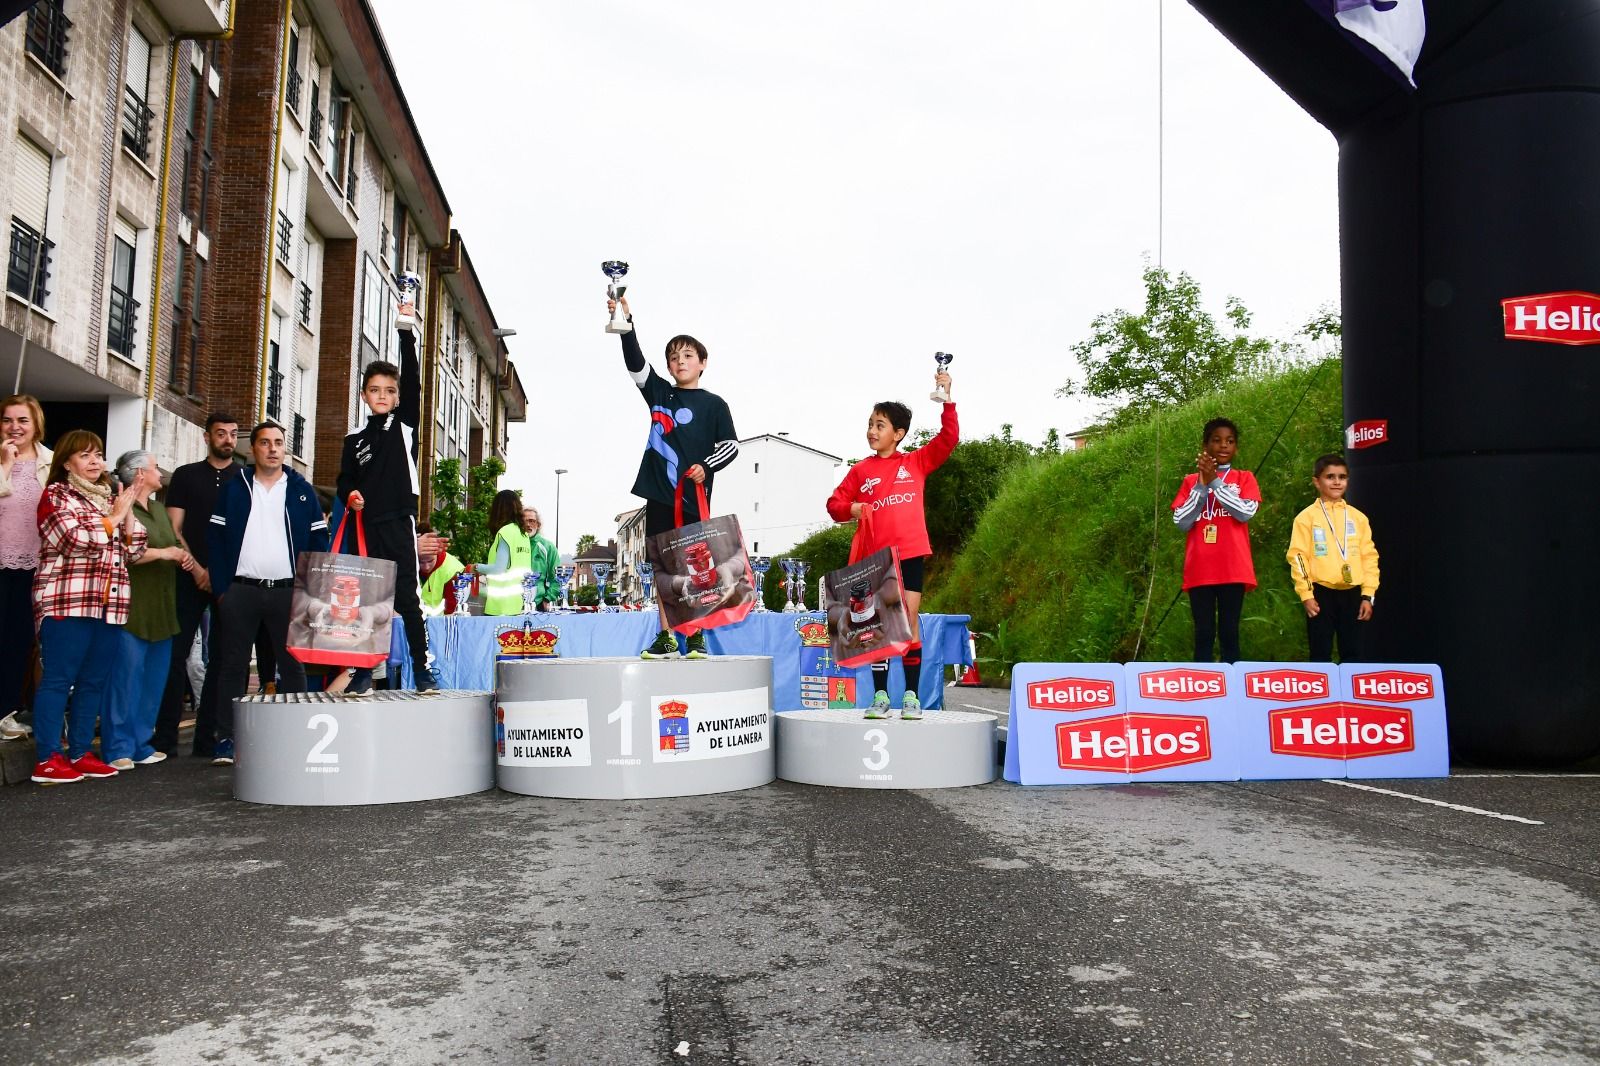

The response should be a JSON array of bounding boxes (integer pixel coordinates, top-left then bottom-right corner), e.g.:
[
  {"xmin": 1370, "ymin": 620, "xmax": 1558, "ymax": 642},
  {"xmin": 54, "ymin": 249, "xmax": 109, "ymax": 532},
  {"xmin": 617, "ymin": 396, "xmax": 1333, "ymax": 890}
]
[{"xmin": 307, "ymin": 713, "xmax": 339, "ymax": 765}]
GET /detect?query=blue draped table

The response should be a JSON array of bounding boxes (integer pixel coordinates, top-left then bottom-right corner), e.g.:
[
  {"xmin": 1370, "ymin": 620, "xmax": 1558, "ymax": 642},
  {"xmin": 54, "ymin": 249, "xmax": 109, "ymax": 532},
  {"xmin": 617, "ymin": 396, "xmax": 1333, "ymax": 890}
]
[{"xmin": 390, "ymin": 612, "xmax": 973, "ymax": 711}]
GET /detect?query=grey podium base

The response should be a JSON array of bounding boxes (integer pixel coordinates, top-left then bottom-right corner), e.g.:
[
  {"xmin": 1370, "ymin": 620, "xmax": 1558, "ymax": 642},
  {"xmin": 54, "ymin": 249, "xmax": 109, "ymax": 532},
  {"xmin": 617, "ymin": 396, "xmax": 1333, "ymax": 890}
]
[
  {"xmin": 234, "ymin": 691, "xmax": 495, "ymax": 806},
  {"xmin": 496, "ymin": 656, "xmax": 774, "ymax": 799},
  {"xmin": 776, "ymin": 709, "xmax": 998, "ymax": 789}
]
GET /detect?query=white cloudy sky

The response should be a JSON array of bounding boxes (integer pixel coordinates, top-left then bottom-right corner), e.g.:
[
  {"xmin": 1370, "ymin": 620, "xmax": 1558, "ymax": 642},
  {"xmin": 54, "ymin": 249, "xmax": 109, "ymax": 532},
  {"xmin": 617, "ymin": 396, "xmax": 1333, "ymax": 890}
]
[{"xmin": 370, "ymin": 0, "xmax": 1340, "ymax": 553}]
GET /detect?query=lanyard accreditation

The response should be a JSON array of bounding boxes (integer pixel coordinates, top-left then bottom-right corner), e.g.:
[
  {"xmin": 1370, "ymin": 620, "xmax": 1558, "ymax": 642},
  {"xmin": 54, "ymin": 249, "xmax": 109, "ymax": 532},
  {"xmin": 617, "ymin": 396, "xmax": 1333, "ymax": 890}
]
[{"xmin": 1318, "ymin": 499, "xmax": 1354, "ymax": 585}]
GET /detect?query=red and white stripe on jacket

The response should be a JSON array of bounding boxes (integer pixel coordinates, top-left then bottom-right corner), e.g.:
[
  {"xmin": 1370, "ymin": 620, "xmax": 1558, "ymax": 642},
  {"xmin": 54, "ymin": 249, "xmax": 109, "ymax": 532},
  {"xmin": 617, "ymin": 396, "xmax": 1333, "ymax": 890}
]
[{"xmin": 32, "ymin": 482, "xmax": 147, "ymax": 629}]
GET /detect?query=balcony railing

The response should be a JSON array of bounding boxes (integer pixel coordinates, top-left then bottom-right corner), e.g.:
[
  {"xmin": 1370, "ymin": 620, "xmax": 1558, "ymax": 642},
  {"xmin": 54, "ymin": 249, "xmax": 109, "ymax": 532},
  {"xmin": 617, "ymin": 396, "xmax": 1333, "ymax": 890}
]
[
  {"xmin": 291, "ymin": 412, "xmax": 306, "ymax": 457},
  {"xmin": 309, "ymin": 104, "xmax": 323, "ymax": 144},
  {"xmin": 7, "ymin": 220, "xmax": 53, "ymax": 306},
  {"xmin": 285, "ymin": 68, "xmax": 302, "ymax": 114},
  {"xmin": 275, "ymin": 210, "xmax": 293, "ymax": 263},
  {"xmin": 344, "ymin": 158, "xmax": 358, "ymax": 209},
  {"xmin": 107, "ymin": 286, "xmax": 140, "ymax": 358},
  {"xmin": 121, "ymin": 86, "xmax": 154, "ymax": 163},
  {"xmin": 25, "ymin": 1, "xmax": 70, "ymax": 78},
  {"xmin": 380, "ymin": 223, "xmax": 390, "ymax": 262},
  {"xmin": 297, "ymin": 280, "xmax": 313, "ymax": 327},
  {"xmin": 266, "ymin": 368, "xmax": 284, "ymax": 420}
]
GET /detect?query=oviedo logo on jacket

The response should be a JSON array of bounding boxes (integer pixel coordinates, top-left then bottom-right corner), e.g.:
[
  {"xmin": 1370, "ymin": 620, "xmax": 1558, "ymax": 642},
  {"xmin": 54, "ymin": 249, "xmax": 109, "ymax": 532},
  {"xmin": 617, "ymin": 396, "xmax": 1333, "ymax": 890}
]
[
  {"xmin": 1137, "ymin": 668, "xmax": 1226, "ymax": 701},
  {"xmin": 1055, "ymin": 713, "xmax": 1211, "ymax": 773},
  {"xmin": 1243, "ymin": 669, "xmax": 1330, "ymax": 702},
  {"xmin": 1269, "ymin": 702, "xmax": 1414, "ymax": 759},
  {"xmin": 1027, "ymin": 677, "xmax": 1115, "ymax": 712}
]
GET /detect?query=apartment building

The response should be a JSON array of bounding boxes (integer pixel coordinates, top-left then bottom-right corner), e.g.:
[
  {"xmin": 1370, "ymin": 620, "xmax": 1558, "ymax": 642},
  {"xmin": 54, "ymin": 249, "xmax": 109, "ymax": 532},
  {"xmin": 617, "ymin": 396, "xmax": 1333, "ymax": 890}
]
[{"xmin": 711, "ymin": 433, "xmax": 846, "ymax": 556}]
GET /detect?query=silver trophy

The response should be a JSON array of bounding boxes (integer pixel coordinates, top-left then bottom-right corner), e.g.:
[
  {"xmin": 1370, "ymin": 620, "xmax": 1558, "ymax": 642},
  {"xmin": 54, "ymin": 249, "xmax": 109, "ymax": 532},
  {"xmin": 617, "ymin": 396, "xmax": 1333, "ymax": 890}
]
[
  {"xmin": 750, "ymin": 556, "xmax": 771, "ymax": 612},
  {"xmin": 555, "ymin": 565, "xmax": 575, "ymax": 611},
  {"xmin": 450, "ymin": 570, "xmax": 472, "ymax": 616},
  {"xmin": 780, "ymin": 559, "xmax": 799, "ymax": 613},
  {"xmin": 521, "ymin": 571, "xmax": 539, "ymax": 615},
  {"xmin": 795, "ymin": 560, "xmax": 810, "ymax": 611},
  {"xmin": 396, "ymin": 271, "xmax": 422, "ymax": 334},
  {"xmin": 603, "ymin": 261, "xmax": 631, "ymax": 335},
  {"xmin": 931, "ymin": 351, "xmax": 954, "ymax": 402},
  {"xmin": 591, "ymin": 563, "xmax": 613, "ymax": 612},
  {"xmin": 635, "ymin": 560, "xmax": 655, "ymax": 607}
]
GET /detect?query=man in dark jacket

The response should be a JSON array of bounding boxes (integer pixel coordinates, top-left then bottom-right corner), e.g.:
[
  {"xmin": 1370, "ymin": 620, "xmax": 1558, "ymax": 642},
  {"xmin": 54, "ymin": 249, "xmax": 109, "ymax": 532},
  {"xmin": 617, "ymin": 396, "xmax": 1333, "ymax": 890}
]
[{"xmin": 205, "ymin": 422, "xmax": 330, "ymax": 765}]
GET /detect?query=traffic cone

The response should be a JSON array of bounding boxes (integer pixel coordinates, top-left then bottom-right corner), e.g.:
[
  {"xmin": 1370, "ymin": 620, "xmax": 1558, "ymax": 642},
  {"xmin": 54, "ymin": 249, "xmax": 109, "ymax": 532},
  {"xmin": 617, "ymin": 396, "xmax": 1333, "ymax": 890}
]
[{"xmin": 958, "ymin": 633, "xmax": 982, "ymax": 686}]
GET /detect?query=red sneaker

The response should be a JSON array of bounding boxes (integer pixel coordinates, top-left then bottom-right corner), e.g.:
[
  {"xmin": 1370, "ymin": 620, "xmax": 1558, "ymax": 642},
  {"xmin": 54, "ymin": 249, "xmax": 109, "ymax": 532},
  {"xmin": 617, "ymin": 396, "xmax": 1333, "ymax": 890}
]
[
  {"xmin": 32, "ymin": 752, "xmax": 84, "ymax": 785},
  {"xmin": 70, "ymin": 752, "xmax": 120, "ymax": 779}
]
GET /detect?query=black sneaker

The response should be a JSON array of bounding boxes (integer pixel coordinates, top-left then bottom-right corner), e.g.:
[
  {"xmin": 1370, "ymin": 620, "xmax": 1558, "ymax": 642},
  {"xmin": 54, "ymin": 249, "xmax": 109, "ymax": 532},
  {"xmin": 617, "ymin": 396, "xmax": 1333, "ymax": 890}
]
[
  {"xmin": 685, "ymin": 632, "xmax": 709, "ymax": 660},
  {"xmin": 415, "ymin": 667, "xmax": 440, "ymax": 693},
  {"xmin": 641, "ymin": 631, "xmax": 680, "ymax": 660},
  {"xmin": 345, "ymin": 669, "xmax": 374, "ymax": 698}
]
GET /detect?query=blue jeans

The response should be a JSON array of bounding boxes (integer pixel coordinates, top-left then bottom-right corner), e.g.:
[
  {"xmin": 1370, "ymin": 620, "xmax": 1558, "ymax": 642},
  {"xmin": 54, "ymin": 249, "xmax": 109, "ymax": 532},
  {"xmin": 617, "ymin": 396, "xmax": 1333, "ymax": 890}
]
[
  {"xmin": 33, "ymin": 616, "xmax": 119, "ymax": 761},
  {"xmin": 103, "ymin": 628, "xmax": 173, "ymax": 762}
]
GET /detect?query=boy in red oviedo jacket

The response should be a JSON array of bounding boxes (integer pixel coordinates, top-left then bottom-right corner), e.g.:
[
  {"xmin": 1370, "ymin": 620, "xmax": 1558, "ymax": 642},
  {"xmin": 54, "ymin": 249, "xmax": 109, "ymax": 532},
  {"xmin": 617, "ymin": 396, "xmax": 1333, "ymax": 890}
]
[
  {"xmin": 1170, "ymin": 417, "xmax": 1260, "ymax": 663},
  {"xmin": 825, "ymin": 368, "xmax": 956, "ymax": 719}
]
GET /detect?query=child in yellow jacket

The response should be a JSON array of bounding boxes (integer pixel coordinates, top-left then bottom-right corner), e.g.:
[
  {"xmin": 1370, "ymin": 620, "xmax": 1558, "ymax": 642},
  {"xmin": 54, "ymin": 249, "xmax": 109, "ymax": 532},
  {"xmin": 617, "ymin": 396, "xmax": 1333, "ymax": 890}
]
[{"xmin": 1287, "ymin": 453, "xmax": 1380, "ymax": 663}]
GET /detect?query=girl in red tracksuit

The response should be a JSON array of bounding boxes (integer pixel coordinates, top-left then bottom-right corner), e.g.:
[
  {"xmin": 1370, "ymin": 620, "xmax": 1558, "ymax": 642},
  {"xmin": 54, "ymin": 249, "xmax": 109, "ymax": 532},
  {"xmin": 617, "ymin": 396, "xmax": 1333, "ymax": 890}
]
[{"xmin": 825, "ymin": 369, "xmax": 956, "ymax": 719}]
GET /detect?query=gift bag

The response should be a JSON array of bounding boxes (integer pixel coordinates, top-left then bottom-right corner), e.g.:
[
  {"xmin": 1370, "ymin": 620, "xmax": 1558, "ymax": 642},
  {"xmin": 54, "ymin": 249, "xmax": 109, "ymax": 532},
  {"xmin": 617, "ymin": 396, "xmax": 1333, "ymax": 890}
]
[
  {"xmin": 823, "ymin": 514, "xmax": 914, "ymax": 668},
  {"xmin": 286, "ymin": 511, "xmax": 397, "ymax": 668},
  {"xmin": 647, "ymin": 479, "xmax": 757, "ymax": 634}
]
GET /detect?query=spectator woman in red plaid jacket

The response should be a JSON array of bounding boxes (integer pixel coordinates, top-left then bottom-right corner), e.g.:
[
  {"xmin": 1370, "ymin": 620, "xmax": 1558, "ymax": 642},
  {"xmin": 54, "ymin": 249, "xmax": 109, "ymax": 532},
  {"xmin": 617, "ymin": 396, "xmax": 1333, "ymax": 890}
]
[{"xmin": 28, "ymin": 430, "xmax": 147, "ymax": 785}]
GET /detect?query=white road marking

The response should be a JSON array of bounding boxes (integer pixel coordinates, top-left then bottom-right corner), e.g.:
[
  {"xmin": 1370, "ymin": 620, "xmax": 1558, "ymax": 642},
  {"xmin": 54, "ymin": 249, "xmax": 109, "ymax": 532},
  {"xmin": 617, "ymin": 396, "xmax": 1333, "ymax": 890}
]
[
  {"xmin": 960, "ymin": 703, "xmax": 1003, "ymax": 715},
  {"xmin": 1452, "ymin": 773, "xmax": 1600, "ymax": 779},
  {"xmin": 1322, "ymin": 779, "xmax": 1545, "ymax": 825}
]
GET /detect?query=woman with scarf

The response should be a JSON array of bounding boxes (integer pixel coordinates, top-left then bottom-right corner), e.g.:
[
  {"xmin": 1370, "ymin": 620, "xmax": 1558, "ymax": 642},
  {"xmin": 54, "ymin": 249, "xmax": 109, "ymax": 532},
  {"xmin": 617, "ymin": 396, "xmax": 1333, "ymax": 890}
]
[{"xmin": 29, "ymin": 430, "xmax": 147, "ymax": 785}]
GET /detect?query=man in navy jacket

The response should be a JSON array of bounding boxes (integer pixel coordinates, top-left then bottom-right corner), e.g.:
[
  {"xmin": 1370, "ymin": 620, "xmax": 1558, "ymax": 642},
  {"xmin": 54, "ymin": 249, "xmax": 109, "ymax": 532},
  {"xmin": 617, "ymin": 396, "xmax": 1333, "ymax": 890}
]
[{"xmin": 204, "ymin": 422, "xmax": 330, "ymax": 765}]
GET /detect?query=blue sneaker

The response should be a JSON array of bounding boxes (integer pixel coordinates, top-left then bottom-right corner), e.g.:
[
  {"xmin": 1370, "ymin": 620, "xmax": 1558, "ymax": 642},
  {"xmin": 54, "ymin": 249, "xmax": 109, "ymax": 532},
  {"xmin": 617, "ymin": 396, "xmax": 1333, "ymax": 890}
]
[{"xmin": 211, "ymin": 739, "xmax": 235, "ymax": 766}]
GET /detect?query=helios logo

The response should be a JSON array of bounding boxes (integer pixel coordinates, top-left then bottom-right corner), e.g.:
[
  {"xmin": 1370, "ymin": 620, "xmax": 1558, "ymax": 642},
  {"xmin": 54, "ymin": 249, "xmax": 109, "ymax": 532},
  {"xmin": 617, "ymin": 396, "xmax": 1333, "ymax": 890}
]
[
  {"xmin": 1055, "ymin": 712, "xmax": 1211, "ymax": 773},
  {"xmin": 1351, "ymin": 670, "xmax": 1434, "ymax": 702},
  {"xmin": 1244, "ymin": 669, "xmax": 1330, "ymax": 702},
  {"xmin": 1027, "ymin": 677, "xmax": 1116, "ymax": 712},
  {"xmin": 1345, "ymin": 420, "xmax": 1388, "ymax": 450},
  {"xmin": 1502, "ymin": 291, "xmax": 1600, "ymax": 346},
  {"xmin": 1268, "ymin": 702, "xmax": 1413, "ymax": 759},
  {"xmin": 1138, "ymin": 668, "xmax": 1226, "ymax": 702}
]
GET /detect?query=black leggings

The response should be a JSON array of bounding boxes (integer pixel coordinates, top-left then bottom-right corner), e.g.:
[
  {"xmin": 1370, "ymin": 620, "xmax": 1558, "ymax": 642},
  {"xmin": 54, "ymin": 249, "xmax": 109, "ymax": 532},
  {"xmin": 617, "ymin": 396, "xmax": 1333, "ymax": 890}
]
[{"xmin": 1189, "ymin": 583, "xmax": 1245, "ymax": 663}]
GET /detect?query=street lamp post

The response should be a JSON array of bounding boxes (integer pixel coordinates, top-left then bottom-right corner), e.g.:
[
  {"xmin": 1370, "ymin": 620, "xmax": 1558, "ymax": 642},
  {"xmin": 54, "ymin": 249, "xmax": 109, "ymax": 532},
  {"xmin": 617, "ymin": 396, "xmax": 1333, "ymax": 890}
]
[{"xmin": 553, "ymin": 468, "xmax": 568, "ymax": 555}]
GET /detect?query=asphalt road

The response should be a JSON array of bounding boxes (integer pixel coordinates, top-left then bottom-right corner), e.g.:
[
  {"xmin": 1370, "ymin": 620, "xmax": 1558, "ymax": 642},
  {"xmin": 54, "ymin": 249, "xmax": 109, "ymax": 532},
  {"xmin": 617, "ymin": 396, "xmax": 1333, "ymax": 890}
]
[{"xmin": 2, "ymin": 687, "xmax": 1597, "ymax": 1065}]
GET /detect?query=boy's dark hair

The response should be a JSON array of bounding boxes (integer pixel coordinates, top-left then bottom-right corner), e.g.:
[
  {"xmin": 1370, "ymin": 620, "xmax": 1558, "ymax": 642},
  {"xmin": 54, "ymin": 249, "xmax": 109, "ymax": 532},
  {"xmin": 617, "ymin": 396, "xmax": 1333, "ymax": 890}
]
[
  {"xmin": 249, "ymin": 421, "xmax": 285, "ymax": 445},
  {"xmin": 873, "ymin": 401, "xmax": 913, "ymax": 436},
  {"xmin": 362, "ymin": 360, "xmax": 400, "ymax": 388},
  {"xmin": 664, "ymin": 335, "xmax": 708, "ymax": 362},
  {"xmin": 205, "ymin": 411, "xmax": 238, "ymax": 431},
  {"xmin": 1201, "ymin": 417, "xmax": 1239, "ymax": 444},
  {"xmin": 1313, "ymin": 453, "xmax": 1349, "ymax": 477}
]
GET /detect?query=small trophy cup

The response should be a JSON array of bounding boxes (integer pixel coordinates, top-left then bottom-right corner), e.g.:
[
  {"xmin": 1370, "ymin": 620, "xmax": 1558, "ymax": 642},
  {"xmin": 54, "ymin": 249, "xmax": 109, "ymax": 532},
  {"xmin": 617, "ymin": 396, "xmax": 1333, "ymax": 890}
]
[
  {"xmin": 396, "ymin": 270, "xmax": 422, "ymax": 333},
  {"xmin": 795, "ymin": 560, "xmax": 810, "ymax": 612},
  {"xmin": 780, "ymin": 559, "xmax": 799, "ymax": 613},
  {"xmin": 450, "ymin": 570, "xmax": 472, "ymax": 616},
  {"xmin": 556, "ymin": 565, "xmax": 575, "ymax": 611},
  {"xmin": 931, "ymin": 351, "xmax": 954, "ymax": 402},
  {"xmin": 521, "ymin": 571, "xmax": 539, "ymax": 615},
  {"xmin": 603, "ymin": 261, "xmax": 631, "ymax": 335},
  {"xmin": 636, "ymin": 560, "xmax": 655, "ymax": 607},
  {"xmin": 750, "ymin": 556, "xmax": 771, "ymax": 612},
  {"xmin": 591, "ymin": 562, "xmax": 613, "ymax": 612}
]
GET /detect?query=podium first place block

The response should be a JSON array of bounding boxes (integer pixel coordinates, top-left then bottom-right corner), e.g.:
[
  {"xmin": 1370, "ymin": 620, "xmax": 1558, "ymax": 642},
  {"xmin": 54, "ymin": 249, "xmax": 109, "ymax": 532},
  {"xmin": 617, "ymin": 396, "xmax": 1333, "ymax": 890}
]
[
  {"xmin": 234, "ymin": 690, "xmax": 496, "ymax": 806},
  {"xmin": 776, "ymin": 709, "xmax": 997, "ymax": 789},
  {"xmin": 495, "ymin": 656, "xmax": 775, "ymax": 799}
]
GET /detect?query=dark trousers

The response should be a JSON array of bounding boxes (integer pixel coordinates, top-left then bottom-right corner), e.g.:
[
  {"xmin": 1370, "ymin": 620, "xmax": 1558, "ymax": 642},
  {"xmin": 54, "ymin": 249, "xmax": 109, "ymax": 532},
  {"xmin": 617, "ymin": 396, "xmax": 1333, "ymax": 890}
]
[
  {"xmin": 0, "ymin": 566, "xmax": 36, "ymax": 716},
  {"xmin": 1190, "ymin": 583, "xmax": 1246, "ymax": 663},
  {"xmin": 212, "ymin": 582, "xmax": 305, "ymax": 742},
  {"xmin": 365, "ymin": 514, "xmax": 429, "ymax": 678},
  {"xmin": 1306, "ymin": 584, "xmax": 1364, "ymax": 663},
  {"xmin": 156, "ymin": 578, "xmax": 217, "ymax": 755}
]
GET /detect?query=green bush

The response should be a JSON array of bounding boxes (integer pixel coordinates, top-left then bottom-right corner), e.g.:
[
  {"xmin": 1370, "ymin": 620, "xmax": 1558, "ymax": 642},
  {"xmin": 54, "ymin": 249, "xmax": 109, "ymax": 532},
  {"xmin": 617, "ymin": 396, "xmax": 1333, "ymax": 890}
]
[{"xmin": 927, "ymin": 358, "xmax": 1343, "ymax": 672}]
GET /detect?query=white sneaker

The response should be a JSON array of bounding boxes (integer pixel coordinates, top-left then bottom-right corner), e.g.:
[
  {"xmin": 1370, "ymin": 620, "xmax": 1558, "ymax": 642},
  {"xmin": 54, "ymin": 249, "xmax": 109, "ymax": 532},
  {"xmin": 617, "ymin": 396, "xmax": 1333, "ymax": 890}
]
[
  {"xmin": 137, "ymin": 751, "xmax": 168, "ymax": 765},
  {"xmin": 109, "ymin": 757, "xmax": 136, "ymax": 771},
  {"xmin": 0, "ymin": 711, "xmax": 31, "ymax": 740}
]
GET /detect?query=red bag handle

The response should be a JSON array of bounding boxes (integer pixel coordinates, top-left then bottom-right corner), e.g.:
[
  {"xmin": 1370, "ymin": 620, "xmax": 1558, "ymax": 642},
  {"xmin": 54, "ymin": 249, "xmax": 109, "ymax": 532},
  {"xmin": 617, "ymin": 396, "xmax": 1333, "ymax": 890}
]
[
  {"xmin": 331, "ymin": 508, "xmax": 368, "ymax": 557},
  {"xmin": 673, "ymin": 477, "xmax": 712, "ymax": 528},
  {"xmin": 847, "ymin": 508, "xmax": 873, "ymax": 565}
]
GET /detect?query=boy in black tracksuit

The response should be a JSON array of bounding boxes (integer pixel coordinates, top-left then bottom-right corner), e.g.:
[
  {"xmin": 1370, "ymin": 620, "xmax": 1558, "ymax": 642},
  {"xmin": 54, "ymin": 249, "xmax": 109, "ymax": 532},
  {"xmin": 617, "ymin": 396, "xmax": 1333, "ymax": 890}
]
[
  {"xmin": 608, "ymin": 294, "xmax": 740, "ymax": 659},
  {"xmin": 337, "ymin": 331, "xmax": 436, "ymax": 694}
]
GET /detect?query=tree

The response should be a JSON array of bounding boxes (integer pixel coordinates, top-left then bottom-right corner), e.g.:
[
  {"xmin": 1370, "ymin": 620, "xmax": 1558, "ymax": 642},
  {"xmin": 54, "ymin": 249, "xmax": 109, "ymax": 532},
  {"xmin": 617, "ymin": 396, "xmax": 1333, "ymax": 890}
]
[
  {"xmin": 575, "ymin": 533, "xmax": 598, "ymax": 556},
  {"xmin": 428, "ymin": 456, "xmax": 504, "ymax": 566},
  {"xmin": 1059, "ymin": 263, "xmax": 1275, "ymax": 425}
]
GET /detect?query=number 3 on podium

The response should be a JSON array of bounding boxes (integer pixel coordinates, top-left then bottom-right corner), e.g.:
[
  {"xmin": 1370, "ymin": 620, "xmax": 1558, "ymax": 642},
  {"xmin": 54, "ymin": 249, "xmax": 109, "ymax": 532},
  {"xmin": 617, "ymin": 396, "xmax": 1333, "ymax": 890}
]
[{"xmin": 862, "ymin": 728, "xmax": 890, "ymax": 771}]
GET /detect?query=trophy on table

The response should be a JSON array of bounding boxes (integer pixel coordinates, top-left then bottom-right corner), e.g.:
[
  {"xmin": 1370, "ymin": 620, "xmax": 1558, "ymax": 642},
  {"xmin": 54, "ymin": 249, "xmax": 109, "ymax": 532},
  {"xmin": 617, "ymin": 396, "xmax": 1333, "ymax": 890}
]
[
  {"xmin": 750, "ymin": 556, "xmax": 771, "ymax": 612},
  {"xmin": 795, "ymin": 560, "xmax": 810, "ymax": 611},
  {"xmin": 635, "ymin": 560, "xmax": 655, "ymax": 608},
  {"xmin": 779, "ymin": 559, "xmax": 798, "ymax": 613},
  {"xmin": 931, "ymin": 351, "xmax": 954, "ymax": 402},
  {"xmin": 602, "ymin": 261, "xmax": 631, "ymax": 335},
  {"xmin": 555, "ymin": 565, "xmax": 575, "ymax": 611},
  {"xmin": 521, "ymin": 571, "xmax": 539, "ymax": 615},
  {"xmin": 591, "ymin": 563, "xmax": 613, "ymax": 612},
  {"xmin": 450, "ymin": 570, "xmax": 472, "ymax": 616}
]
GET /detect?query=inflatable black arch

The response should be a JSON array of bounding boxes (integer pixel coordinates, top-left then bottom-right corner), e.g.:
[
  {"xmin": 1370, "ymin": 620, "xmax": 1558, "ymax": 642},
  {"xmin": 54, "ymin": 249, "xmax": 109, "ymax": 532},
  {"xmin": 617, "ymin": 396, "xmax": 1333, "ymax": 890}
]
[{"xmin": 1189, "ymin": 0, "xmax": 1600, "ymax": 762}]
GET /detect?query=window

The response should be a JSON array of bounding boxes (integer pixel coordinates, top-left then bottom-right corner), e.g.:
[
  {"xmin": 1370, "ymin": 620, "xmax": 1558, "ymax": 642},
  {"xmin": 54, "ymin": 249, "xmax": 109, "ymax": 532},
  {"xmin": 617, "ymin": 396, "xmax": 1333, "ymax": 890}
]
[
  {"xmin": 107, "ymin": 223, "xmax": 139, "ymax": 359},
  {"xmin": 267, "ymin": 311, "xmax": 284, "ymax": 419},
  {"xmin": 182, "ymin": 56, "xmax": 218, "ymax": 229},
  {"xmin": 360, "ymin": 254, "xmax": 390, "ymax": 356},
  {"xmin": 284, "ymin": 27, "xmax": 301, "ymax": 114},
  {"xmin": 391, "ymin": 200, "xmax": 406, "ymax": 268},
  {"xmin": 308, "ymin": 75, "xmax": 323, "ymax": 145},
  {"xmin": 122, "ymin": 25, "xmax": 154, "ymax": 162},
  {"xmin": 25, "ymin": 0, "xmax": 70, "ymax": 78},
  {"xmin": 170, "ymin": 246, "xmax": 204, "ymax": 397},
  {"xmin": 327, "ymin": 78, "xmax": 347, "ymax": 186},
  {"xmin": 7, "ymin": 135, "xmax": 54, "ymax": 306},
  {"xmin": 275, "ymin": 162, "xmax": 294, "ymax": 264}
]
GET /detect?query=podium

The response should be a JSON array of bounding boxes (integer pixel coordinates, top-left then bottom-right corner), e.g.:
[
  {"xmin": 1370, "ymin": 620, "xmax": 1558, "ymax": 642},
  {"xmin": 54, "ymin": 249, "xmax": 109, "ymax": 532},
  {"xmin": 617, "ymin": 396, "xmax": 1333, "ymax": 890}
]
[
  {"xmin": 495, "ymin": 656, "xmax": 775, "ymax": 799},
  {"xmin": 776, "ymin": 709, "xmax": 997, "ymax": 789},
  {"xmin": 234, "ymin": 691, "xmax": 495, "ymax": 806}
]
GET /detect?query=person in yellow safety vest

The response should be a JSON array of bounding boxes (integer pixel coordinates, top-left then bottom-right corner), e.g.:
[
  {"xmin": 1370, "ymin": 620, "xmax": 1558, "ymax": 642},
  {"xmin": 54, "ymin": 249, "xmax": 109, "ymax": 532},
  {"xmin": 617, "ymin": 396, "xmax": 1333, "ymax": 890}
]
[{"xmin": 480, "ymin": 489, "xmax": 534, "ymax": 616}]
